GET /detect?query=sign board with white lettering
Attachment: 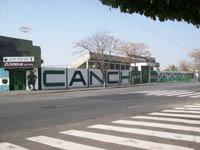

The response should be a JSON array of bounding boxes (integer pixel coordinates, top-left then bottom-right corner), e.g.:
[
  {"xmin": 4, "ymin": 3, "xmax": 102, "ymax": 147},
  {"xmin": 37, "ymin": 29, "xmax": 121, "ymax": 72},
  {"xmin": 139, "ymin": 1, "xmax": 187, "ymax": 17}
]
[
  {"xmin": 3, "ymin": 57, "xmax": 35, "ymax": 68},
  {"xmin": 3, "ymin": 57, "xmax": 34, "ymax": 62}
]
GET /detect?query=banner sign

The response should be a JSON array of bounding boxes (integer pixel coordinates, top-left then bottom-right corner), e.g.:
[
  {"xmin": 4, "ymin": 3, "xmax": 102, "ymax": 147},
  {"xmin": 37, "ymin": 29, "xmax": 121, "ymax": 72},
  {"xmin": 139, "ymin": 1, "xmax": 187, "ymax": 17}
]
[{"xmin": 3, "ymin": 57, "xmax": 34, "ymax": 62}]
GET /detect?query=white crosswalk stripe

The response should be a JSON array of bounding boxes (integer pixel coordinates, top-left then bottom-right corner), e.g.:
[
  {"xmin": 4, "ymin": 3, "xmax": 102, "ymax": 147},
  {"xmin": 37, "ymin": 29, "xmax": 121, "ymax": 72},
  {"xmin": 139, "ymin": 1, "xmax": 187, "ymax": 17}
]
[
  {"xmin": 89, "ymin": 124, "xmax": 200, "ymax": 143},
  {"xmin": 185, "ymin": 105, "xmax": 200, "ymax": 108},
  {"xmin": 146, "ymin": 91, "xmax": 194, "ymax": 96},
  {"xmin": 3, "ymin": 103, "xmax": 200, "ymax": 150},
  {"xmin": 27, "ymin": 136, "xmax": 106, "ymax": 150},
  {"xmin": 112, "ymin": 120, "xmax": 200, "ymax": 132},
  {"xmin": 129, "ymin": 90, "xmax": 200, "ymax": 98},
  {"xmin": 61, "ymin": 130, "xmax": 193, "ymax": 150},
  {"xmin": 177, "ymin": 92, "xmax": 200, "ymax": 97},
  {"xmin": 162, "ymin": 109, "xmax": 200, "ymax": 114},
  {"xmin": 150, "ymin": 112, "xmax": 200, "ymax": 119},
  {"xmin": 190, "ymin": 94, "xmax": 200, "ymax": 98},
  {"xmin": 0, "ymin": 142, "xmax": 30, "ymax": 150},
  {"xmin": 132, "ymin": 115, "xmax": 200, "ymax": 124},
  {"xmin": 174, "ymin": 107, "xmax": 200, "ymax": 111},
  {"xmin": 165, "ymin": 92, "xmax": 196, "ymax": 96}
]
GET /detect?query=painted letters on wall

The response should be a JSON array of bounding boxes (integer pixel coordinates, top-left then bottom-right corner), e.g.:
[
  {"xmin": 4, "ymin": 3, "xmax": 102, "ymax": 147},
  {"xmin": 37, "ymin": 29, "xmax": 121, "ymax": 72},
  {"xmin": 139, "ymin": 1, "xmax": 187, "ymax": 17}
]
[
  {"xmin": 120, "ymin": 70, "xmax": 131, "ymax": 85},
  {"xmin": 107, "ymin": 70, "xmax": 119, "ymax": 86},
  {"xmin": 68, "ymin": 69, "xmax": 88, "ymax": 88},
  {"xmin": 89, "ymin": 69, "xmax": 103, "ymax": 87},
  {"xmin": 42, "ymin": 68, "xmax": 66, "ymax": 90}
]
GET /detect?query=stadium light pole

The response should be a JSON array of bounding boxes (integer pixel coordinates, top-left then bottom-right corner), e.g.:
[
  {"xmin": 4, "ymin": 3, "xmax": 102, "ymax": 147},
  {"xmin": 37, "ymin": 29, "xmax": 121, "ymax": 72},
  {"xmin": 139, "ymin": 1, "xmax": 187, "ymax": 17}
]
[{"xmin": 20, "ymin": 26, "xmax": 31, "ymax": 39}]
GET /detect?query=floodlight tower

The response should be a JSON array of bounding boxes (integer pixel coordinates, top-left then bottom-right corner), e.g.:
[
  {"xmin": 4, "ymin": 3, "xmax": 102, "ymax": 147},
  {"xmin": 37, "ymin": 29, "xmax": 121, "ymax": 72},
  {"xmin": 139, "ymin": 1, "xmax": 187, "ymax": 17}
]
[{"xmin": 20, "ymin": 26, "xmax": 31, "ymax": 39}]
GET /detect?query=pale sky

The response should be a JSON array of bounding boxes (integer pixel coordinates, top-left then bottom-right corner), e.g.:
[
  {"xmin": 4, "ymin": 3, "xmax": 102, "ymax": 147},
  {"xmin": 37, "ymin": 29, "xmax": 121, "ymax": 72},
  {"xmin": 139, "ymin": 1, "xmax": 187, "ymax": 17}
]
[{"xmin": 0, "ymin": 0, "xmax": 200, "ymax": 68}]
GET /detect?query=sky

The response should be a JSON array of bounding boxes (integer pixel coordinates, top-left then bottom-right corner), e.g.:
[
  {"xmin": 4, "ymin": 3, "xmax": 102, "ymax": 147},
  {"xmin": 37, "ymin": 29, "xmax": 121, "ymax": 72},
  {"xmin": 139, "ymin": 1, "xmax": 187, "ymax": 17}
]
[{"xmin": 0, "ymin": 0, "xmax": 200, "ymax": 68}]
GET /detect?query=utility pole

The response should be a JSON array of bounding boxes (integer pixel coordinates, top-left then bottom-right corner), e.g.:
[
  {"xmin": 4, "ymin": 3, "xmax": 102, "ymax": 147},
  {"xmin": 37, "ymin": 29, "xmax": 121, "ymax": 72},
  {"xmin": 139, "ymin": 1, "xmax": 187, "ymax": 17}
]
[{"xmin": 20, "ymin": 26, "xmax": 31, "ymax": 39}]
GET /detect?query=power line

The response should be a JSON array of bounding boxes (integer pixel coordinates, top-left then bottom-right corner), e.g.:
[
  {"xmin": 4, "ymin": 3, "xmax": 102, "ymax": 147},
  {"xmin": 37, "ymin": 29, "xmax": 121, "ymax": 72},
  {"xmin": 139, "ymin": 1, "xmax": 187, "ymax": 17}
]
[{"xmin": 85, "ymin": 0, "xmax": 190, "ymax": 51}]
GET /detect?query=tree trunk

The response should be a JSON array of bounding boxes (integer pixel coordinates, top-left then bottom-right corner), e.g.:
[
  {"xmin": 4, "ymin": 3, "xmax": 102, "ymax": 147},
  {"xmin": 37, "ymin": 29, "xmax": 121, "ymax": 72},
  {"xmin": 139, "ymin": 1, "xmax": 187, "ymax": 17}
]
[{"xmin": 102, "ymin": 70, "xmax": 107, "ymax": 87}]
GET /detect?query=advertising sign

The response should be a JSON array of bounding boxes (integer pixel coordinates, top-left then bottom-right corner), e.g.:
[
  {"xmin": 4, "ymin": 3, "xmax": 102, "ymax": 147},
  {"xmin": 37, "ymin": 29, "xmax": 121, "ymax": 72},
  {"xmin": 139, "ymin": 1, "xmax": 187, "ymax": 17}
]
[
  {"xmin": 3, "ymin": 57, "xmax": 35, "ymax": 68},
  {"xmin": 3, "ymin": 62, "xmax": 34, "ymax": 67}
]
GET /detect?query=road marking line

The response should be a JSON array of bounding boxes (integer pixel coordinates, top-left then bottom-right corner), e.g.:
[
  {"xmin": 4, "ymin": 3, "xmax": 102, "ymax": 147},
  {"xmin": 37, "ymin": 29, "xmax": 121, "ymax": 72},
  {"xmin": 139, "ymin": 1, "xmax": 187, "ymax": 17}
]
[
  {"xmin": 27, "ymin": 136, "xmax": 106, "ymax": 150},
  {"xmin": 144, "ymin": 90, "xmax": 175, "ymax": 96},
  {"xmin": 174, "ymin": 107, "xmax": 200, "ymax": 111},
  {"xmin": 132, "ymin": 116, "xmax": 200, "ymax": 124},
  {"xmin": 162, "ymin": 110, "xmax": 200, "ymax": 114},
  {"xmin": 0, "ymin": 143, "xmax": 29, "ymax": 150},
  {"xmin": 61, "ymin": 130, "xmax": 193, "ymax": 150},
  {"xmin": 177, "ymin": 92, "xmax": 200, "ymax": 97},
  {"xmin": 119, "ymin": 92, "xmax": 136, "ymax": 95},
  {"xmin": 164, "ymin": 91, "xmax": 195, "ymax": 96},
  {"xmin": 190, "ymin": 95, "xmax": 200, "ymax": 98},
  {"xmin": 119, "ymin": 91, "xmax": 152, "ymax": 95},
  {"xmin": 150, "ymin": 112, "xmax": 200, "ymax": 119},
  {"xmin": 88, "ymin": 124, "xmax": 200, "ymax": 143},
  {"xmin": 112, "ymin": 120, "xmax": 200, "ymax": 132},
  {"xmin": 145, "ymin": 91, "xmax": 194, "ymax": 96},
  {"xmin": 131, "ymin": 91, "xmax": 153, "ymax": 93},
  {"xmin": 185, "ymin": 105, "xmax": 200, "ymax": 108},
  {"xmin": 145, "ymin": 91, "xmax": 172, "ymax": 96}
]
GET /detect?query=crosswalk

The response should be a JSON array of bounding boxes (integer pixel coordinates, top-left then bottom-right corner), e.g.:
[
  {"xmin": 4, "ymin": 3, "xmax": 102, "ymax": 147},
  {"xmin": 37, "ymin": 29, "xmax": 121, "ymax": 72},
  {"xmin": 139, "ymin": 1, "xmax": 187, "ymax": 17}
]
[
  {"xmin": 1, "ymin": 103, "xmax": 200, "ymax": 150},
  {"xmin": 120, "ymin": 90, "xmax": 200, "ymax": 98}
]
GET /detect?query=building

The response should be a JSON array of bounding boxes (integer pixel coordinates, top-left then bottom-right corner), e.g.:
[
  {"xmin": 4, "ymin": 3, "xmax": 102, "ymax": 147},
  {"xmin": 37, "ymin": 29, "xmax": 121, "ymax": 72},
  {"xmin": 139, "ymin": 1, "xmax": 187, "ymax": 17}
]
[
  {"xmin": 69, "ymin": 52, "xmax": 159, "ymax": 69},
  {"xmin": 0, "ymin": 36, "xmax": 41, "ymax": 91},
  {"xmin": 69, "ymin": 52, "xmax": 160, "ymax": 83}
]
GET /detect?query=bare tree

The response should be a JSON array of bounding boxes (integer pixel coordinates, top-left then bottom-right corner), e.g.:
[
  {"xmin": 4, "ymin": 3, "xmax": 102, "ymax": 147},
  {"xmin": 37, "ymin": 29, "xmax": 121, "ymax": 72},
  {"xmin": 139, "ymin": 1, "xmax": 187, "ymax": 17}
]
[
  {"xmin": 189, "ymin": 49, "xmax": 200, "ymax": 70},
  {"xmin": 74, "ymin": 30, "xmax": 121, "ymax": 87},
  {"xmin": 118, "ymin": 42, "xmax": 151, "ymax": 70},
  {"xmin": 117, "ymin": 42, "xmax": 151, "ymax": 84},
  {"xmin": 178, "ymin": 60, "xmax": 192, "ymax": 72},
  {"xmin": 167, "ymin": 65, "xmax": 178, "ymax": 71}
]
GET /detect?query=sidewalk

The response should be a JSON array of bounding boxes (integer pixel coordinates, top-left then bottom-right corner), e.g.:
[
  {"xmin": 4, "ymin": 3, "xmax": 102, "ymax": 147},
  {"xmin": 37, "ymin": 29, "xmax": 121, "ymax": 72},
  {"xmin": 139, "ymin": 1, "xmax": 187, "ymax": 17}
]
[
  {"xmin": 0, "ymin": 80, "xmax": 197, "ymax": 96},
  {"xmin": 0, "ymin": 83, "xmax": 157, "ymax": 96}
]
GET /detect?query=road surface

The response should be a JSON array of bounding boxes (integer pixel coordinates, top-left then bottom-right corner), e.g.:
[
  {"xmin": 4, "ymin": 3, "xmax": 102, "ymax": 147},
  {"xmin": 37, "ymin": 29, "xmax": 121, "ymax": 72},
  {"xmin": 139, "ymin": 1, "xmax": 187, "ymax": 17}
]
[{"xmin": 0, "ymin": 82, "xmax": 200, "ymax": 150}]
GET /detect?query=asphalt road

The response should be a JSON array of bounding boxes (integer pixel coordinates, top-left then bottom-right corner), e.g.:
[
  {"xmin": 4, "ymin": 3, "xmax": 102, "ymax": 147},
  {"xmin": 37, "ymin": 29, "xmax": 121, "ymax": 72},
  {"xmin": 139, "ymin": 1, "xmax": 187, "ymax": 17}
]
[{"xmin": 0, "ymin": 82, "xmax": 200, "ymax": 150}]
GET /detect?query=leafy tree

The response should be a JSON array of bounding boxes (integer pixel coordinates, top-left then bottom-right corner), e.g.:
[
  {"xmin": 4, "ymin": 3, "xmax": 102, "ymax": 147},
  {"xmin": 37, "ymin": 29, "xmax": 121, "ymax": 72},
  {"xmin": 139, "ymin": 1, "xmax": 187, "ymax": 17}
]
[{"xmin": 99, "ymin": 0, "xmax": 200, "ymax": 28}]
